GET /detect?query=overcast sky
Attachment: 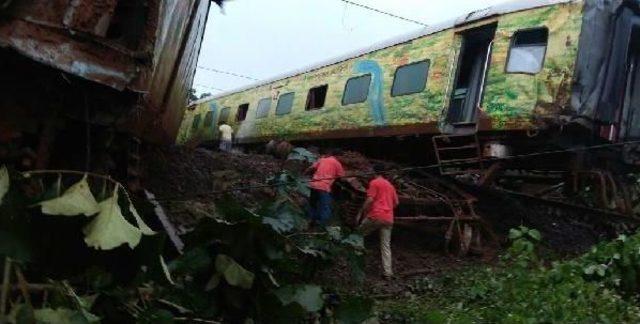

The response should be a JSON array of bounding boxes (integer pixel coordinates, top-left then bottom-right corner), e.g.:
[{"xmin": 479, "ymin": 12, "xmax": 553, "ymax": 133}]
[{"xmin": 193, "ymin": 0, "xmax": 507, "ymax": 96}]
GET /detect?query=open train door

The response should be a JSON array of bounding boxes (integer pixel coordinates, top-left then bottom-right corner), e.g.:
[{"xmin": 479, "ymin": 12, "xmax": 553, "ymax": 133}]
[{"xmin": 445, "ymin": 24, "xmax": 497, "ymax": 133}]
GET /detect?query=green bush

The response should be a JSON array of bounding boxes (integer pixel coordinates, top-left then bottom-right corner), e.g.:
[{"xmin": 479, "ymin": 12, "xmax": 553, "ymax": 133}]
[{"xmin": 379, "ymin": 226, "xmax": 640, "ymax": 323}]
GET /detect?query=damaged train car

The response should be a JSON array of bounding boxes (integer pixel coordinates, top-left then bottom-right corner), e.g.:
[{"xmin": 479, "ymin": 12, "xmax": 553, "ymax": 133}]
[
  {"xmin": 182, "ymin": 0, "xmax": 640, "ymax": 150},
  {"xmin": 180, "ymin": 0, "xmax": 640, "ymax": 243},
  {"xmin": 0, "ymin": 0, "xmax": 219, "ymax": 173}
]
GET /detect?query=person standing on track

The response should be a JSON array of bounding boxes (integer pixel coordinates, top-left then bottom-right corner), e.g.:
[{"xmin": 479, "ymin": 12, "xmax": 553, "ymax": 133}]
[
  {"xmin": 218, "ymin": 123, "xmax": 233, "ymax": 152},
  {"xmin": 357, "ymin": 163, "xmax": 399, "ymax": 279},
  {"xmin": 305, "ymin": 149, "xmax": 345, "ymax": 227}
]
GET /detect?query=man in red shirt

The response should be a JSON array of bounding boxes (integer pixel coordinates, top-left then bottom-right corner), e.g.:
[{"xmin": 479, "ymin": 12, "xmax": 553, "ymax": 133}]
[
  {"xmin": 305, "ymin": 149, "xmax": 345, "ymax": 226},
  {"xmin": 357, "ymin": 163, "xmax": 399, "ymax": 278}
]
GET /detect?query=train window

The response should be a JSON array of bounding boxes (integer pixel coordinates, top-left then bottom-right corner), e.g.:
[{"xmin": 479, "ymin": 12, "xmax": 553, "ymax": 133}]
[
  {"xmin": 391, "ymin": 60, "xmax": 430, "ymax": 97},
  {"xmin": 256, "ymin": 98, "xmax": 272, "ymax": 119},
  {"xmin": 236, "ymin": 103, "xmax": 249, "ymax": 122},
  {"xmin": 342, "ymin": 74, "xmax": 371, "ymax": 105},
  {"xmin": 306, "ymin": 85, "xmax": 328, "ymax": 110},
  {"xmin": 276, "ymin": 92, "xmax": 295, "ymax": 115},
  {"xmin": 192, "ymin": 114, "xmax": 201, "ymax": 130},
  {"xmin": 204, "ymin": 111, "xmax": 214, "ymax": 127},
  {"xmin": 219, "ymin": 108, "xmax": 230, "ymax": 125},
  {"xmin": 506, "ymin": 28, "xmax": 549, "ymax": 74}
]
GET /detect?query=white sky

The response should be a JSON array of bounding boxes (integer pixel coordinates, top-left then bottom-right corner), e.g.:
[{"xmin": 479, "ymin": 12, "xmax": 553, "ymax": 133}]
[{"xmin": 193, "ymin": 0, "xmax": 507, "ymax": 96}]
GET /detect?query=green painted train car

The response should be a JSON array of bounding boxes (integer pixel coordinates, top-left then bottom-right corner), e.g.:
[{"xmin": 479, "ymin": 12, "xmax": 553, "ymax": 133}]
[{"xmin": 179, "ymin": 0, "xmax": 640, "ymax": 150}]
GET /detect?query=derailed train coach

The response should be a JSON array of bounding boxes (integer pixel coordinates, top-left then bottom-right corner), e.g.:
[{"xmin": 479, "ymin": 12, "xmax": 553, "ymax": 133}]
[
  {"xmin": 181, "ymin": 0, "xmax": 640, "ymax": 164},
  {"xmin": 0, "ymin": 0, "xmax": 219, "ymax": 171}
]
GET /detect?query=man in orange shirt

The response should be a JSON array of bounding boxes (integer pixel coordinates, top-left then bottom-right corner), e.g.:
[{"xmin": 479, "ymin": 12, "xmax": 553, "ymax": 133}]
[
  {"xmin": 305, "ymin": 149, "xmax": 345, "ymax": 226},
  {"xmin": 357, "ymin": 163, "xmax": 399, "ymax": 279}
]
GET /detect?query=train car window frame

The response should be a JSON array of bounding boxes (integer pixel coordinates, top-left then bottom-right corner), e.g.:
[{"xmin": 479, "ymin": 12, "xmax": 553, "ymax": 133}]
[
  {"xmin": 218, "ymin": 107, "xmax": 231, "ymax": 125},
  {"xmin": 204, "ymin": 111, "xmax": 214, "ymax": 127},
  {"xmin": 192, "ymin": 114, "xmax": 202, "ymax": 130},
  {"xmin": 236, "ymin": 103, "xmax": 249, "ymax": 122},
  {"xmin": 505, "ymin": 27, "xmax": 549, "ymax": 75},
  {"xmin": 391, "ymin": 60, "xmax": 430, "ymax": 97},
  {"xmin": 342, "ymin": 74, "xmax": 372, "ymax": 106},
  {"xmin": 256, "ymin": 97, "xmax": 272, "ymax": 119},
  {"xmin": 305, "ymin": 85, "xmax": 329, "ymax": 111},
  {"xmin": 276, "ymin": 92, "xmax": 295, "ymax": 116}
]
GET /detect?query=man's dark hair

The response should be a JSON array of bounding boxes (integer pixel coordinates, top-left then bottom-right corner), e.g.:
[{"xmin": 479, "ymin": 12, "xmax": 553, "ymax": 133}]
[
  {"xmin": 372, "ymin": 162, "xmax": 387, "ymax": 175},
  {"xmin": 323, "ymin": 147, "xmax": 343, "ymax": 156}
]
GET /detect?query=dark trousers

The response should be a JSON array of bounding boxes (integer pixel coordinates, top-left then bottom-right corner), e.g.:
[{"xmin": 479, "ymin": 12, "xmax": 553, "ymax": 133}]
[{"xmin": 308, "ymin": 189, "xmax": 333, "ymax": 226}]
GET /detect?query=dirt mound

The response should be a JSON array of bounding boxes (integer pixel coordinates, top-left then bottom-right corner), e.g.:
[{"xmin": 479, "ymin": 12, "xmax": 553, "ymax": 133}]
[{"xmin": 143, "ymin": 146, "xmax": 287, "ymax": 227}]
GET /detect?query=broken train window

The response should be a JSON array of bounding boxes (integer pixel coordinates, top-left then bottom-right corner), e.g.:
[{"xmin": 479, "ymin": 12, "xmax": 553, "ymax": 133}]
[
  {"xmin": 306, "ymin": 85, "xmax": 328, "ymax": 110},
  {"xmin": 256, "ymin": 98, "xmax": 272, "ymax": 119},
  {"xmin": 506, "ymin": 28, "xmax": 549, "ymax": 74},
  {"xmin": 237, "ymin": 104, "xmax": 249, "ymax": 122}
]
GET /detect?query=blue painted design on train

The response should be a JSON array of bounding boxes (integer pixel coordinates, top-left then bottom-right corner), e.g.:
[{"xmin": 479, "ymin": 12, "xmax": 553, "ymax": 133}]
[{"xmin": 354, "ymin": 60, "xmax": 386, "ymax": 126}]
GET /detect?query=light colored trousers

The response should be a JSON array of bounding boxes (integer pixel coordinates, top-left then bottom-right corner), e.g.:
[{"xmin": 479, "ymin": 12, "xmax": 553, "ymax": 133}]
[{"xmin": 359, "ymin": 218, "xmax": 393, "ymax": 276}]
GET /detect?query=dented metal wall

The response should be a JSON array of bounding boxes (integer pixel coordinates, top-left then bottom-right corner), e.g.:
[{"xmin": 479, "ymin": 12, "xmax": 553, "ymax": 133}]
[{"xmin": 0, "ymin": 0, "xmax": 211, "ymax": 143}]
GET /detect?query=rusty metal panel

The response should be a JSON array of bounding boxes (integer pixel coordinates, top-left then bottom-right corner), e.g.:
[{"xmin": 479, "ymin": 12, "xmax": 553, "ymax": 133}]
[
  {"xmin": 132, "ymin": 0, "xmax": 209, "ymax": 143},
  {"xmin": 63, "ymin": 0, "xmax": 118, "ymax": 37},
  {"xmin": 0, "ymin": 0, "xmax": 210, "ymax": 144},
  {"xmin": 158, "ymin": 0, "xmax": 210, "ymax": 143},
  {"xmin": 0, "ymin": 20, "xmax": 137, "ymax": 89}
]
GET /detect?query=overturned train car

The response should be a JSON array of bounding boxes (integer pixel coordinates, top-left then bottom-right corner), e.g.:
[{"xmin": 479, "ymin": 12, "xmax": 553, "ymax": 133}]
[{"xmin": 0, "ymin": 0, "xmax": 215, "ymax": 171}]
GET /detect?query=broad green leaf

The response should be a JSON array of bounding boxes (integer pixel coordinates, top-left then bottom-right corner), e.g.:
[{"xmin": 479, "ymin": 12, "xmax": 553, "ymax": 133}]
[
  {"xmin": 215, "ymin": 254, "xmax": 255, "ymax": 289},
  {"xmin": 274, "ymin": 285, "xmax": 324, "ymax": 312},
  {"xmin": 508, "ymin": 228, "xmax": 523, "ymax": 240},
  {"xmin": 129, "ymin": 204, "xmax": 155, "ymax": 235},
  {"xmin": 0, "ymin": 165, "xmax": 8, "ymax": 206},
  {"xmin": 528, "ymin": 229, "xmax": 542, "ymax": 241},
  {"xmin": 83, "ymin": 188, "xmax": 142, "ymax": 250},
  {"xmin": 37, "ymin": 175, "xmax": 99, "ymax": 217}
]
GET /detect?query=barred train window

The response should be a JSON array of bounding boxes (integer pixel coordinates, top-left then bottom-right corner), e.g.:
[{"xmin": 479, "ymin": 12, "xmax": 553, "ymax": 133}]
[
  {"xmin": 342, "ymin": 74, "xmax": 372, "ymax": 105},
  {"xmin": 219, "ymin": 107, "xmax": 230, "ymax": 125},
  {"xmin": 276, "ymin": 92, "xmax": 295, "ymax": 115},
  {"xmin": 506, "ymin": 28, "xmax": 549, "ymax": 74},
  {"xmin": 236, "ymin": 103, "xmax": 249, "ymax": 122},
  {"xmin": 392, "ymin": 60, "xmax": 430, "ymax": 97},
  {"xmin": 306, "ymin": 85, "xmax": 328, "ymax": 110},
  {"xmin": 204, "ymin": 111, "xmax": 214, "ymax": 127},
  {"xmin": 192, "ymin": 114, "xmax": 201, "ymax": 129},
  {"xmin": 256, "ymin": 98, "xmax": 272, "ymax": 119}
]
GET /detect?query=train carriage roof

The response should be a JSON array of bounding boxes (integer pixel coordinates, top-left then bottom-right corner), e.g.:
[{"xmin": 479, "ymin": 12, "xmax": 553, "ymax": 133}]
[{"xmin": 193, "ymin": 0, "xmax": 574, "ymax": 104}]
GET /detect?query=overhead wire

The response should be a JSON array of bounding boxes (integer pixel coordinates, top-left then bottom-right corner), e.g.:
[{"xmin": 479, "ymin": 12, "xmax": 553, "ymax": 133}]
[
  {"xmin": 193, "ymin": 83, "xmax": 226, "ymax": 92},
  {"xmin": 153, "ymin": 140, "xmax": 640, "ymax": 202},
  {"xmin": 337, "ymin": 0, "xmax": 428, "ymax": 27},
  {"xmin": 196, "ymin": 66, "xmax": 259, "ymax": 81}
]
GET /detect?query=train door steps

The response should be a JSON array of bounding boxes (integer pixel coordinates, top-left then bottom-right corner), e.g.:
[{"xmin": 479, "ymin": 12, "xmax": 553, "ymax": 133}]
[{"xmin": 432, "ymin": 133, "xmax": 484, "ymax": 176}]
